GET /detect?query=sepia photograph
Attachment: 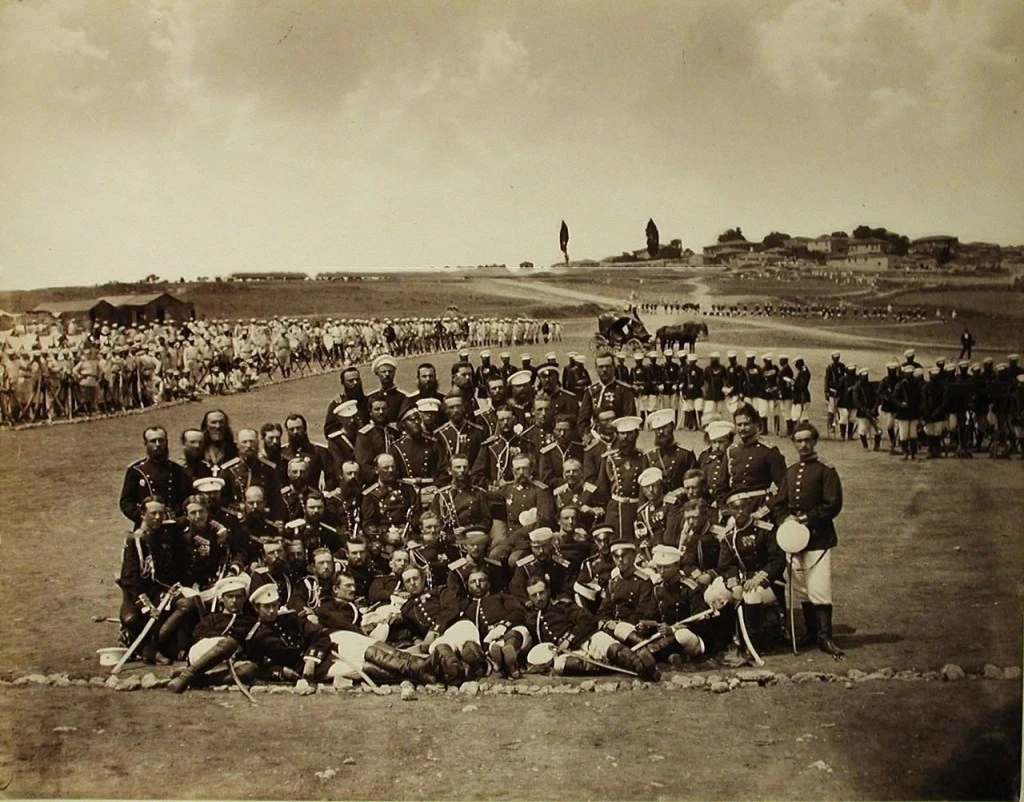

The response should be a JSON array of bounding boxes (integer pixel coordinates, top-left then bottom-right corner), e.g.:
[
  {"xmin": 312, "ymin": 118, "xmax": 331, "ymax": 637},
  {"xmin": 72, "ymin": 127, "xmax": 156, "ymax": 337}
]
[{"xmin": 0, "ymin": 1, "xmax": 1021, "ymax": 799}]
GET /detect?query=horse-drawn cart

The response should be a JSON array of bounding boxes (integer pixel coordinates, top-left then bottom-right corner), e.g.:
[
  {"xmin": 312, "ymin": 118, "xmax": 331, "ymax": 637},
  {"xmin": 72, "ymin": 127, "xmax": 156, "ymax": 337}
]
[{"xmin": 591, "ymin": 308, "xmax": 652, "ymax": 354}]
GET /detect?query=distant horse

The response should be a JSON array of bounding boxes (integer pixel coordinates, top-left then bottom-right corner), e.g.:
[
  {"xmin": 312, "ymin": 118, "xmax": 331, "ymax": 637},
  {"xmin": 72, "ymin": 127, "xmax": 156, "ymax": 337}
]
[{"xmin": 656, "ymin": 321, "xmax": 709, "ymax": 353}]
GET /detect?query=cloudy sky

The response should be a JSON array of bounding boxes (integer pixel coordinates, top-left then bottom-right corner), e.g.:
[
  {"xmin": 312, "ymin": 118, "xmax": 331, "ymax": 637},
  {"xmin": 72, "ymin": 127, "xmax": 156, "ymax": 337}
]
[{"xmin": 1, "ymin": 0, "xmax": 1022, "ymax": 290}]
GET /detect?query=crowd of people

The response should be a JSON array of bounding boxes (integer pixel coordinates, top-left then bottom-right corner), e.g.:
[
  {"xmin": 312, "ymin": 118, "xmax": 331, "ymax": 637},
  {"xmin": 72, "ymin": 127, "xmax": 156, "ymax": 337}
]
[
  {"xmin": 0, "ymin": 314, "xmax": 555, "ymax": 427},
  {"xmin": 640, "ymin": 300, "xmax": 936, "ymax": 322},
  {"xmin": 110, "ymin": 345, "xmax": 853, "ymax": 694}
]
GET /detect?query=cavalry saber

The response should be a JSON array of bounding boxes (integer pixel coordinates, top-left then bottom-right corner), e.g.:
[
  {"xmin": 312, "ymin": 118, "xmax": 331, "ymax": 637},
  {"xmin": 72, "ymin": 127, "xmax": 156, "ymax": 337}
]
[
  {"xmin": 631, "ymin": 608, "xmax": 719, "ymax": 652},
  {"xmin": 111, "ymin": 585, "xmax": 178, "ymax": 675},
  {"xmin": 735, "ymin": 604, "xmax": 765, "ymax": 667},
  {"xmin": 228, "ymin": 660, "xmax": 258, "ymax": 705},
  {"xmin": 559, "ymin": 647, "xmax": 637, "ymax": 678},
  {"xmin": 332, "ymin": 649, "xmax": 380, "ymax": 689}
]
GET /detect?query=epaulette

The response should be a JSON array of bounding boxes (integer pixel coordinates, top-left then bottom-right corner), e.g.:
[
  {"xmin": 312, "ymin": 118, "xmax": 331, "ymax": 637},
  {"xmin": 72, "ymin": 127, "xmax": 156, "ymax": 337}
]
[
  {"xmin": 754, "ymin": 520, "xmax": 773, "ymax": 531},
  {"xmin": 516, "ymin": 555, "xmax": 536, "ymax": 568},
  {"xmin": 583, "ymin": 481, "xmax": 597, "ymax": 493},
  {"xmin": 467, "ymin": 420, "xmax": 486, "ymax": 432},
  {"xmin": 614, "ymin": 379, "xmax": 631, "ymax": 388},
  {"xmin": 554, "ymin": 483, "xmax": 569, "ymax": 493},
  {"xmin": 554, "ymin": 556, "xmax": 571, "ymax": 568},
  {"xmin": 448, "ymin": 557, "xmax": 468, "ymax": 571},
  {"xmin": 362, "ymin": 482, "xmax": 381, "ymax": 496},
  {"xmin": 531, "ymin": 479, "xmax": 549, "ymax": 490},
  {"xmin": 540, "ymin": 442, "xmax": 557, "ymax": 454},
  {"xmin": 252, "ymin": 566, "xmax": 270, "ymax": 575},
  {"xmin": 584, "ymin": 438, "xmax": 605, "ymax": 452},
  {"xmin": 327, "ymin": 430, "xmax": 342, "ymax": 440},
  {"xmin": 484, "ymin": 558, "xmax": 502, "ymax": 567},
  {"xmin": 322, "ymin": 523, "xmax": 337, "ymax": 533},
  {"xmin": 482, "ymin": 435, "xmax": 498, "ymax": 445},
  {"xmin": 664, "ymin": 490, "xmax": 681, "ymax": 505},
  {"xmin": 711, "ymin": 524, "xmax": 729, "ymax": 537},
  {"xmin": 312, "ymin": 441, "xmax": 328, "ymax": 450},
  {"xmin": 221, "ymin": 457, "xmax": 241, "ymax": 469},
  {"xmin": 281, "ymin": 486, "xmax": 294, "ymax": 496},
  {"xmin": 682, "ymin": 577, "xmax": 699, "ymax": 590},
  {"xmin": 128, "ymin": 457, "xmax": 146, "ymax": 467},
  {"xmin": 259, "ymin": 457, "xmax": 276, "ymax": 468},
  {"xmin": 285, "ymin": 519, "xmax": 304, "ymax": 531},
  {"xmin": 358, "ymin": 423, "xmax": 374, "ymax": 434}
]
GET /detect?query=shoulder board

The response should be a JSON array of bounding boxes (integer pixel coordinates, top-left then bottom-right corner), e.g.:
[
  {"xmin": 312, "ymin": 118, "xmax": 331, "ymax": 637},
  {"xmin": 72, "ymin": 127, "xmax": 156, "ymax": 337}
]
[
  {"xmin": 285, "ymin": 519, "xmax": 305, "ymax": 530},
  {"xmin": 312, "ymin": 441, "xmax": 328, "ymax": 450},
  {"xmin": 211, "ymin": 521, "xmax": 228, "ymax": 535},
  {"xmin": 128, "ymin": 457, "xmax": 147, "ymax": 467},
  {"xmin": 554, "ymin": 483, "xmax": 569, "ymax": 493},
  {"xmin": 614, "ymin": 380, "xmax": 631, "ymax": 388},
  {"xmin": 281, "ymin": 486, "xmax": 294, "ymax": 495},
  {"xmin": 448, "ymin": 557, "xmax": 468, "ymax": 571},
  {"xmin": 531, "ymin": 479, "xmax": 549, "ymax": 490},
  {"xmin": 682, "ymin": 577, "xmax": 699, "ymax": 590},
  {"xmin": 484, "ymin": 558, "xmax": 502, "ymax": 567},
  {"xmin": 361, "ymin": 482, "xmax": 381, "ymax": 496},
  {"xmin": 754, "ymin": 520, "xmax": 774, "ymax": 531},
  {"xmin": 327, "ymin": 430, "xmax": 343, "ymax": 440},
  {"xmin": 358, "ymin": 423, "xmax": 374, "ymax": 434},
  {"xmin": 482, "ymin": 435, "xmax": 498, "ymax": 445},
  {"xmin": 467, "ymin": 420, "xmax": 486, "ymax": 432},
  {"xmin": 321, "ymin": 523, "xmax": 337, "ymax": 533},
  {"xmin": 821, "ymin": 461, "xmax": 835, "ymax": 470},
  {"xmin": 516, "ymin": 555, "xmax": 536, "ymax": 568},
  {"xmin": 252, "ymin": 566, "xmax": 269, "ymax": 575},
  {"xmin": 474, "ymin": 408, "xmax": 489, "ymax": 417},
  {"xmin": 540, "ymin": 442, "xmax": 557, "ymax": 454},
  {"xmin": 664, "ymin": 490, "xmax": 681, "ymax": 505},
  {"xmin": 554, "ymin": 556, "xmax": 571, "ymax": 568},
  {"xmin": 583, "ymin": 482, "xmax": 597, "ymax": 492},
  {"xmin": 258, "ymin": 457, "xmax": 276, "ymax": 468},
  {"xmin": 711, "ymin": 525, "xmax": 729, "ymax": 536},
  {"xmin": 221, "ymin": 457, "xmax": 241, "ymax": 469}
]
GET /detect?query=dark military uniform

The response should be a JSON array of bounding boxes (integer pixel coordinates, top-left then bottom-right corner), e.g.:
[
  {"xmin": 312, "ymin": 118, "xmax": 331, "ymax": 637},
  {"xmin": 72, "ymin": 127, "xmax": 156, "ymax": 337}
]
[
  {"xmin": 434, "ymin": 419, "xmax": 487, "ymax": 481},
  {"xmin": 239, "ymin": 612, "xmax": 333, "ymax": 681},
  {"xmin": 354, "ymin": 421, "xmax": 399, "ymax": 483},
  {"xmin": 518, "ymin": 424, "xmax": 555, "ymax": 457},
  {"xmin": 359, "ymin": 481, "xmax": 418, "ymax": 538},
  {"xmin": 552, "ymin": 479, "xmax": 602, "ymax": 530},
  {"xmin": 117, "ymin": 525, "xmax": 191, "ymax": 638},
  {"xmin": 508, "ymin": 553, "xmax": 573, "ymax": 602},
  {"xmin": 578, "ymin": 379, "xmax": 637, "ymax": 434},
  {"xmin": 537, "ymin": 439, "xmax": 584, "ymax": 486},
  {"xmin": 325, "ymin": 429, "xmax": 358, "ymax": 484},
  {"xmin": 651, "ymin": 575, "xmax": 734, "ymax": 656},
  {"xmin": 220, "ymin": 456, "xmax": 283, "ymax": 517},
  {"xmin": 429, "ymin": 483, "xmax": 493, "ymax": 536},
  {"xmin": 642, "ymin": 442, "xmax": 696, "ymax": 492},
  {"xmin": 461, "ymin": 592, "xmax": 527, "ymax": 638},
  {"xmin": 323, "ymin": 392, "xmax": 369, "ymax": 438},
  {"xmin": 724, "ymin": 439, "xmax": 786, "ymax": 500},
  {"xmin": 582, "ymin": 433, "xmax": 614, "ymax": 484},
  {"xmin": 180, "ymin": 456, "xmax": 214, "ymax": 489},
  {"xmin": 498, "ymin": 479, "xmax": 556, "ymax": 553},
  {"xmin": 283, "ymin": 519, "xmax": 344, "ymax": 563},
  {"xmin": 390, "ymin": 433, "xmax": 442, "ymax": 501},
  {"xmin": 119, "ymin": 457, "xmax": 192, "ymax": 525},
  {"xmin": 282, "ymin": 442, "xmax": 335, "ymax": 492},
  {"xmin": 574, "ymin": 551, "xmax": 614, "ymax": 592},
  {"xmin": 547, "ymin": 388, "xmax": 581, "ymax": 425},
  {"xmin": 445, "ymin": 555, "xmax": 508, "ymax": 602},
  {"xmin": 636, "ymin": 497, "xmax": 671, "ymax": 547},
  {"xmin": 367, "ymin": 573, "xmax": 403, "ymax": 604},
  {"xmin": 530, "ymin": 598, "xmax": 600, "ymax": 650},
  {"xmin": 770, "ymin": 455, "xmax": 842, "ymax": 552},
  {"xmin": 314, "ymin": 598, "xmax": 364, "ymax": 634},
  {"xmin": 289, "ymin": 574, "xmax": 336, "ymax": 617},
  {"xmin": 400, "ymin": 590, "xmax": 460, "ymax": 638},
  {"xmin": 716, "ymin": 518, "xmax": 786, "ymax": 588},
  {"xmin": 471, "ymin": 434, "xmax": 522, "ymax": 487},
  {"xmin": 677, "ymin": 521, "xmax": 725, "ymax": 582},
  {"xmin": 597, "ymin": 569, "xmax": 656, "ymax": 624},
  {"xmin": 366, "ymin": 386, "xmax": 408, "ymax": 425},
  {"xmin": 594, "ymin": 449, "xmax": 645, "ymax": 537}
]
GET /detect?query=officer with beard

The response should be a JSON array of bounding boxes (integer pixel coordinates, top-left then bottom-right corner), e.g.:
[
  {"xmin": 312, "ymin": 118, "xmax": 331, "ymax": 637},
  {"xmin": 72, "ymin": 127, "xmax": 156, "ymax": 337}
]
[
  {"xmin": 434, "ymin": 392, "xmax": 487, "ymax": 483},
  {"xmin": 323, "ymin": 365, "xmax": 369, "ymax": 438},
  {"xmin": 367, "ymin": 354, "xmax": 406, "ymax": 425},
  {"xmin": 430, "ymin": 455, "xmax": 493, "ymax": 538},
  {"xmin": 119, "ymin": 425, "xmax": 192, "ymax": 526},
  {"xmin": 283, "ymin": 414, "xmax": 334, "ymax": 492},
  {"xmin": 643, "ymin": 408, "xmax": 696, "ymax": 492},
  {"xmin": 594, "ymin": 416, "xmax": 645, "ymax": 537}
]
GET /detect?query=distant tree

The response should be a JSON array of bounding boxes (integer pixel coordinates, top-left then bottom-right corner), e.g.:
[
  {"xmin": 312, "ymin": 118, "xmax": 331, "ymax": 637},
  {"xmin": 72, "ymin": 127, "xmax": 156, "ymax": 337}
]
[
  {"xmin": 178, "ymin": 277, "xmax": 186, "ymax": 283},
  {"xmin": 762, "ymin": 231, "xmax": 790, "ymax": 249},
  {"xmin": 646, "ymin": 219, "xmax": 660, "ymax": 258},
  {"xmin": 717, "ymin": 227, "xmax": 746, "ymax": 243},
  {"xmin": 852, "ymin": 225, "xmax": 911, "ymax": 255},
  {"xmin": 670, "ymin": 238, "xmax": 682, "ymax": 249},
  {"xmin": 830, "ymin": 231, "xmax": 849, "ymax": 238}
]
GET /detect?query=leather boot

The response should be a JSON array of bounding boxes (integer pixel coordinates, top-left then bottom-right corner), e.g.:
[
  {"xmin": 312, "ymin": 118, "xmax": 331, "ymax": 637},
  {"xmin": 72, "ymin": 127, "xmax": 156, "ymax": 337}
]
[
  {"xmin": 622, "ymin": 631, "xmax": 645, "ymax": 649},
  {"xmin": 816, "ymin": 605, "xmax": 844, "ymax": 659},
  {"xmin": 232, "ymin": 660, "xmax": 258, "ymax": 684},
  {"xmin": 873, "ymin": 434, "xmax": 882, "ymax": 451},
  {"xmin": 361, "ymin": 663, "xmax": 402, "ymax": 684},
  {"xmin": 859, "ymin": 435, "xmax": 868, "ymax": 450},
  {"xmin": 365, "ymin": 642, "xmax": 436, "ymax": 685},
  {"xmin": 432, "ymin": 644, "xmax": 465, "ymax": 685},
  {"xmin": 644, "ymin": 633, "xmax": 679, "ymax": 660},
  {"xmin": 167, "ymin": 637, "xmax": 239, "ymax": 693},
  {"xmin": 501, "ymin": 631, "xmax": 524, "ymax": 679},
  {"xmin": 839, "ymin": 423, "xmax": 847, "ymax": 439},
  {"xmin": 460, "ymin": 641, "xmax": 489, "ymax": 679},
  {"xmin": 607, "ymin": 643, "xmax": 656, "ymax": 680},
  {"xmin": 786, "ymin": 420, "xmax": 795, "ymax": 437},
  {"xmin": 795, "ymin": 602, "xmax": 817, "ymax": 648},
  {"xmin": 555, "ymin": 655, "xmax": 604, "ymax": 675}
]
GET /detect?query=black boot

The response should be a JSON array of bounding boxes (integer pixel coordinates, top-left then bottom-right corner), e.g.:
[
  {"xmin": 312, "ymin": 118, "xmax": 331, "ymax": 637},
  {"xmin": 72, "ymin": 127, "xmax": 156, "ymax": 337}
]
[
  {"xmin": 644, "ymin": 633, "xmax": 679, "ymax": 660},
  {"xmin": 839, "ymin": 423, "xmax": 846, "ymax": 439},
  {"xmin": 432, "ymin": 644, "xmax": 465, "ymax": 685},
  {"xmin": 796, "ymin": 602, "xmax": 817, "ymax": 648},
  {"xmin": 499, "ymin": 631, "xmax": 524, "ymax": 679},
  {"xmin": 901, "ymin": 440, "xmax": 910, "ymax": 459},
  {"xmin": 554, "ymin": 654, "xmax": 604, "ymax": 675},
  {"xmin": 859, "ymin": 435, "xmax": 869, "ymax": 450},
  {"xmin": 786, "ymin": 420, "xmax": 794, "ymax": 437},
  {"xmin": 167, "ymin": 637, "xmax": 239, "ymax": 694},
  {"xmin": 460, "ymin": 641, "xmax": 490, "ymax": 679},
  {"xmin": 607, "ymin": 643, "xmax": 658, "ymax": 680},
  {"xmin": 873, "ymin": 434, "xmax": 882, "ymax": 451},
  {"xmin": 365, "ymin": 642, "xmax": 436, "ymax": 685},
  {"xmin": 909, "ymin": 439, "xmax": 918, "ymax": 460},
  {"xmin": 816, "ymin": 605, "xmax": 844, "ymax": 659},
  {"xmin": 887, "ymin": 428, "xmax": 896, "ymax": 450}
]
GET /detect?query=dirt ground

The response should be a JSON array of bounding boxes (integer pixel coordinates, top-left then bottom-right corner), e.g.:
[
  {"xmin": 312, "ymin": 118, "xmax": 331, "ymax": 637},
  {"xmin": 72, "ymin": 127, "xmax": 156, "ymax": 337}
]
[{"xmin": 0, "ymin": 283, "xmax": 1021, "ymax": 799}]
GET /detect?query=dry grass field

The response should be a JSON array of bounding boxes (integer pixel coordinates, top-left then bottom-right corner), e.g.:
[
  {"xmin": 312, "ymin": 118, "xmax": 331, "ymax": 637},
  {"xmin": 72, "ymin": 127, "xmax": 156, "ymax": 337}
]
[{"xmin": 0, "ymin": 273, "xmax": 1021, "ymax": 800}]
